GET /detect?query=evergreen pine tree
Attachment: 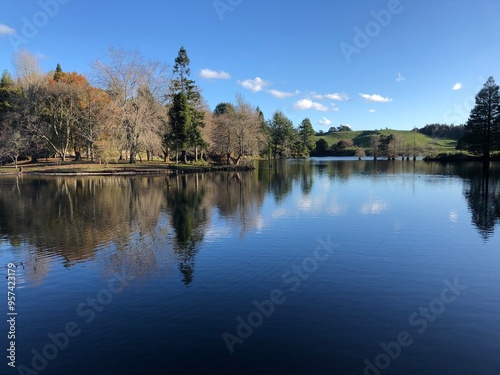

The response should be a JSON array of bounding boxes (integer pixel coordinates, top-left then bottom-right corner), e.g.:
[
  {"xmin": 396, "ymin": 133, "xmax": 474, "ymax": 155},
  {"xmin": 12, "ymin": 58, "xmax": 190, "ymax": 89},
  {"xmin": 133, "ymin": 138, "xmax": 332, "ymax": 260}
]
[
  {"xmin": 459, "ymin": 76, "xmax": 500, "ymax": 161},
  {"xmin": 168, "ymin": 47, "xmax": 205, "ymax": 161},
  {"xmin": 0, "ymin": 70, "xmax": 16, "ymax": 115},
  {"xmin": 168, "ymin": 92, "xmax": 191, "ymax": 164},
  {"xmin": 53, "ymin": 63, "xmax": 63, "ymax": 81},
  {"xmin": 298, "ymin": 118, "xmax": 316, "ymax": 153}
]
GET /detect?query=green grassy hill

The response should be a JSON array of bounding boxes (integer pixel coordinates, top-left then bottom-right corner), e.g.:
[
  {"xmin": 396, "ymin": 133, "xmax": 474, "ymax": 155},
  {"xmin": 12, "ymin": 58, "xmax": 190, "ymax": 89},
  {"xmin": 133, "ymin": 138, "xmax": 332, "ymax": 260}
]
[{"xmin": 314, "ymin": 129, "xmax": 457, "ymax": 155}]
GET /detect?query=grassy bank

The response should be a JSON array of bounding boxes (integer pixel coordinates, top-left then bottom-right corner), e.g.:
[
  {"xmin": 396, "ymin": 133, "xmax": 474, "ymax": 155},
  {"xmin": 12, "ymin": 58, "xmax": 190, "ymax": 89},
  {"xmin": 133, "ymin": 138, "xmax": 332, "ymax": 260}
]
[{"xmin": 314, "ymin": 129, "xmax": 457, "ymax": 155}]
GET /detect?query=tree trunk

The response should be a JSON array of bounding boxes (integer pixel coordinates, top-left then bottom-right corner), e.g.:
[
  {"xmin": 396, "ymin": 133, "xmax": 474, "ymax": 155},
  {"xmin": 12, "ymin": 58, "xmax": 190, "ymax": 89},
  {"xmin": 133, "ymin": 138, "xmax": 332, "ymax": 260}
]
[
  {"xmin": 181, "ymin": 150, "xmax": 187, "ymax": 164},
  {"xmin": 231, "ymin": 155, "xmax": 242, "ymax": 166},
  {"xmin": 195, "ymin": 146, "xmax": 198, "ymax": 162},
  {"xmin": 129, "ymin": 148, "xmax": 136, "ymax": 164},
  {"xmin": 74, "ymin": 152, "xmax": 82, "ymax": 162}
]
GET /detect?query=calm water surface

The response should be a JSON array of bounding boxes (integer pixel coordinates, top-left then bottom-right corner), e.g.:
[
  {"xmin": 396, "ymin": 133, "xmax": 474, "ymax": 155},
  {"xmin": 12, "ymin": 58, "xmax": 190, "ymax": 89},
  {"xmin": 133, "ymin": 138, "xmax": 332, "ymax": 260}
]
[{"xmin": 1, "ymin": 159, "xmax": 499, "ymax": 375}]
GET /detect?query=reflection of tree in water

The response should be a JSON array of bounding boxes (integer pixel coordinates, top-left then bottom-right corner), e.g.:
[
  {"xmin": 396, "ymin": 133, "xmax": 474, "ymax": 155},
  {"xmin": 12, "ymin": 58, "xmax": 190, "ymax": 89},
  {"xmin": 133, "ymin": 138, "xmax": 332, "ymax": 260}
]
[
  {"xmin": 101, "ymin": 219, "xmax": 176, "ymax": 283},
  {"xmin": 257, "ymin": 160, "xmax": 314, "ymax": 202},
  {"xmin": 204, "ymin": 172, "xmax": 267, "ymax": 237},
  {"xmin": 166, "ymin": 174, "xmax": 208, "ymax": 285},
  {"xmin": 0, "ymin": 172, "xmax": 274, "ymax": 286},
  {"xmin": 299, "ymin": 160, "xmax": 314, "ymax": 195},
  {"xmin": 0, "ymin": 176, "xmax": 170, "ymax": 284},
  {"xmin": 460, "ymin": 163, "xmax": 500, "ymax": 240}
]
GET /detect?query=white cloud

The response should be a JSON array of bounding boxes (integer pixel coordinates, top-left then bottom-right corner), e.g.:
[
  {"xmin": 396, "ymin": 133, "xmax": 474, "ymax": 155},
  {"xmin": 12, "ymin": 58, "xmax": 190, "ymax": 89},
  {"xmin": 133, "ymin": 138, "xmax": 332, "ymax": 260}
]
[
  {"xmin": 324, "ymin": 93, "xmax": 349, "ymax": 101},
  {"xmin": 318, "ymin": 117, "xmax": 332, "ymax": 126},
  {"xmin": 452, "ymin": 82, "xmax": 462, "ymax": 91},
  {"xmin": 312, "ymin": 92, "xmax": 349, "ymax": 101},
  {"xmin": 268, "ymin": 89, "xmax": 298, "ymax": 99},
  {"xmin": 359, "ymin": 93, "xmax": 393, "ymax": 103},
  {"xmin": 200, "ymin": 69, "xmax": 231, "ymax": 80},
  {"xmin": 237, "ymin": 77, "xmax": 270, "ymax": 92},
  {"xmin": 294, "ymin": 99, "xmax": 328, "ymax": 111},
  {"xmin": 0, "ymin": 24, "xmax": 15, "ymax": 36},
  {"xmin": 369, "ymin": 109, "xmax": 376, "ymax": 113}
]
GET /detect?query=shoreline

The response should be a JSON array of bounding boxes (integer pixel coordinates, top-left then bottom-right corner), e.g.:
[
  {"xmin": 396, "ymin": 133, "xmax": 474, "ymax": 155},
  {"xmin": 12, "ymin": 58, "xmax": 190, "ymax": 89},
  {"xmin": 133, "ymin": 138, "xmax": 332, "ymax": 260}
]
[{"xmin": 0, "ymin": 163, "xmax": 255, "ymax": 177}]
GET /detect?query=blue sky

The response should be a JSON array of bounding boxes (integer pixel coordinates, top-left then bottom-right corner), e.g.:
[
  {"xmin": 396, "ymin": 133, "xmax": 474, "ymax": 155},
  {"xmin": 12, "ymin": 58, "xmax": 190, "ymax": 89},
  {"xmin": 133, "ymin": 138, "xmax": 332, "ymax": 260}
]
[{"xmin": 1, "ymin": 0, "xmax": 499, "ymax": 131}]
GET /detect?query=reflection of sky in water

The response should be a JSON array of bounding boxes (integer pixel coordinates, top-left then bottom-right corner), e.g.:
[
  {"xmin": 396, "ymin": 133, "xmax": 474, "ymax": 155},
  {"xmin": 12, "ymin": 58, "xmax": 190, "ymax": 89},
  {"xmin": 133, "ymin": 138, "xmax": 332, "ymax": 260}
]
[
  {"xmin": 0, "ymin": 161, "xmax": 499, "ymax": 375},
  {"xmin": 360, "ymin": 200, "xmax": 389, "ymax": 215}
]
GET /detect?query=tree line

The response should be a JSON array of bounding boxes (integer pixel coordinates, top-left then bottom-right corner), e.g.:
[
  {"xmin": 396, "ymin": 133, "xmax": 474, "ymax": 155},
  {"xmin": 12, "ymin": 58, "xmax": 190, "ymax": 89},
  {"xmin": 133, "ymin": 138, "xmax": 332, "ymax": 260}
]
[
  {"xmin": 0, "ymin": 48, "xmax": 318, "ymax": 166},
  {"xmin": 2, "ymin": 48, "xmax": 497, "ymax": 165},
  {"xmin": 419, "ymin": 124, "xmax": 465, "ymax": 140}
]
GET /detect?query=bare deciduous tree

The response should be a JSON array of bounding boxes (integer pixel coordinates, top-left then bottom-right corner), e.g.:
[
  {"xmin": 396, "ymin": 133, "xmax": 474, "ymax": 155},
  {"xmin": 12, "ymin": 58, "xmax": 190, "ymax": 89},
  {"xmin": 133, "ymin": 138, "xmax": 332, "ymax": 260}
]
[
  {"xmin": 0, "ymin": 129, "xmax": 29, "ymax": 167},
  {"xmin": 92, "ymin": 47, "xmax": 170, "ymax": 163},
  {"xmin": 371, "ymin": 134, "xmax": 381, "ymax": 160},
  {"xmin": 43, "ymin": 79, "xmax": 83, "ymax": 161},
  {"xmin": 12, "ymin": 50, "xmax": 47, "ymax": 162},
  {"xmin": 212, "ymin": 95, "xmax": 265, "ymax": 165},
  {"xmin": 77, "ymin": 85, "xmax": 112, "ymax": 161}
]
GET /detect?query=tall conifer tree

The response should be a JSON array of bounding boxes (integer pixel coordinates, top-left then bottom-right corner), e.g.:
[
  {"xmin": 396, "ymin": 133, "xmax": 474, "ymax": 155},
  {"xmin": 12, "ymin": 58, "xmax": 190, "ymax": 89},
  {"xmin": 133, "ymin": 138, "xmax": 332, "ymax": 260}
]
[{"xmin": 459, "ymin": 76, "xmax": 500, "ymax": 161}]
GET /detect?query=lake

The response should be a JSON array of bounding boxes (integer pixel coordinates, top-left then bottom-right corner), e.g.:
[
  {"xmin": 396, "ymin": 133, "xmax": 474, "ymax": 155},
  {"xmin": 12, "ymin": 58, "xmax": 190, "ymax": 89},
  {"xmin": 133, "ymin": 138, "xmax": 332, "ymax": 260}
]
[{"xmin": 1, "ymin": 159, "xmax": 499, "ymax": 375}]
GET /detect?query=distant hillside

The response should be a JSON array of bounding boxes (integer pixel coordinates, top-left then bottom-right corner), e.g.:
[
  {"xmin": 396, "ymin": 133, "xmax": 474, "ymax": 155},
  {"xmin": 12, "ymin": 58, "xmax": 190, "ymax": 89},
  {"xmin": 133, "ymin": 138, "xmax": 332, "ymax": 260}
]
[{"xmin": 314, "ymin": 129, "xmax": 457, "ymax": 155}]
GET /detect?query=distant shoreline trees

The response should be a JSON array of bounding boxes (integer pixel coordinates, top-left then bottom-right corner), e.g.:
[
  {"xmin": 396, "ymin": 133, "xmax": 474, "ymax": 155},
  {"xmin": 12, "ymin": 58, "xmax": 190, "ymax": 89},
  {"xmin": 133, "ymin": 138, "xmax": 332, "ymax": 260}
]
[{"xmin": 419, "ymin": 124, "xmax": 465, "ymax": 140}]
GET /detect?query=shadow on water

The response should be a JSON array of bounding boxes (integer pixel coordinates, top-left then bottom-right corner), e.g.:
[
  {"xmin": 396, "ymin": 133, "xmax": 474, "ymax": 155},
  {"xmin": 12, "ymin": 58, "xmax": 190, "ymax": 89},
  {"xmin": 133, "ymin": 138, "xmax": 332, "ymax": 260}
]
[{"xmin": 1, "ymin": 159, "xmax": 499, "ymax": 286}]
